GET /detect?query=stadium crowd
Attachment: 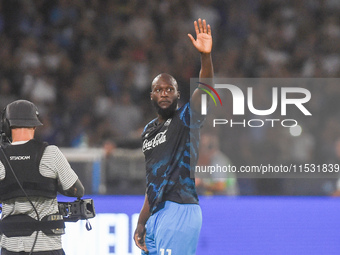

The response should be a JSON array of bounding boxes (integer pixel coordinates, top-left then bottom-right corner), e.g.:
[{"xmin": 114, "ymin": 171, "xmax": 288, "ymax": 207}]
[{"xmin": 1, "ymin": 0, "xmax": 340, "ymax": 195}]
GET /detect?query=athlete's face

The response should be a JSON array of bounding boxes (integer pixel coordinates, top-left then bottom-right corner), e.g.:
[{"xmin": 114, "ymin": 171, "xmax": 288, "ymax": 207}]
[{"xmin": 151, "ymin": 74, "xmax": 180, "ymax": 119}]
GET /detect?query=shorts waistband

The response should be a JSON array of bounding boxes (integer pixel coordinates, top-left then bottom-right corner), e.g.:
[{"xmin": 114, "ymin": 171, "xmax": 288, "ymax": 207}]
[{"xmin": 152, "ymin": 201, "xmax": 166, "ymax": 215}]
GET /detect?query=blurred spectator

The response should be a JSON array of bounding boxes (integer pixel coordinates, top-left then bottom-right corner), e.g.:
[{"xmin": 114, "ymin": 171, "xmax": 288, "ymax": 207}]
[
  {"xmin": 102, "ymin": 139, "xmax": 117, "ymax": 194},
  {"xmin": 0, "ymin": 78, "xmax": 17, "ymax": 110},
  {"xmin": 108, "ymin": 91, "xmax": 143, "ymax": 139},
  {"xmin": 331, "ymin": 138, "xmax": 340, "ymax": 196},
  {"xmin": 196, "ymin": 133, "xmax": 239, "ymax": 196}
]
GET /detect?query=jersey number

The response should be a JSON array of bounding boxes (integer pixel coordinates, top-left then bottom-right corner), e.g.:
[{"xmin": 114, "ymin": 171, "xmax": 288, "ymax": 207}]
[{"xmin": 160, "ymin": 248, "xmax": 172, "ymax": 255}]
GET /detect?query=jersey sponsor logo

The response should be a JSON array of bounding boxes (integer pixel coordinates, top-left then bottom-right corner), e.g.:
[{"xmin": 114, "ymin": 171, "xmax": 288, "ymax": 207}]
[
  {"xmin": 164, "ymin": 118, "xmax": 172, "ymax": 126},
  {"xmin": 142, "ymin": 130, "xmax": 167, "ymax": 152},
  {"xmin": 9, "ymin": 155, "xmax": 31, "ymax": 160}
]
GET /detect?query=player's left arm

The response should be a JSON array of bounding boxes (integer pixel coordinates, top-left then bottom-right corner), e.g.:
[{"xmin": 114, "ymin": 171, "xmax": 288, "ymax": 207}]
[{"xmin": 188, "ymin": 18, "xmax": 214, "ymax": 113}]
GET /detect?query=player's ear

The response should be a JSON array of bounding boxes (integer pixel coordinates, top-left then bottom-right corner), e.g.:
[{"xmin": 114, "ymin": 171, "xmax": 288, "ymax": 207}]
[
  {"xmin": 177, "ymin": 91, "xmax": 180, "ymax": 99},
  {"xmin": 150, "ymin": 92, "xmax": 153, "ymax": 100}
]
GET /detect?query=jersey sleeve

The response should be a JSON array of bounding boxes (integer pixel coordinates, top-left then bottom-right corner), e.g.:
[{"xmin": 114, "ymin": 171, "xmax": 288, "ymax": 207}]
[{"xmin": 179, "ymin": 102, "xmax": 205, "ymax": 129}]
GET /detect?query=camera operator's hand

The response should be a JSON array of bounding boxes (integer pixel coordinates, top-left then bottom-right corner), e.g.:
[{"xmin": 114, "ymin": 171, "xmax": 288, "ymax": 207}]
[{"xmin": 134, "ymin": 223, "xmax": 148, "ymax": 253}]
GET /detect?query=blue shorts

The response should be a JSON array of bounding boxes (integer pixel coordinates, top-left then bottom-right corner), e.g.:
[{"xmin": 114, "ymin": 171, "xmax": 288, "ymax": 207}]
[{"xmin": 143, "ymin": 201, "xmax": 202, "ymax": 255}]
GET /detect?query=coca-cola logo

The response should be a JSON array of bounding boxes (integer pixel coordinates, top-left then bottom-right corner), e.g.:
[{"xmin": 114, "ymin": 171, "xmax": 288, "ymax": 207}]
[{"xmin": 142, "ymin": 130, "xmax": 167, "ymax": 152}]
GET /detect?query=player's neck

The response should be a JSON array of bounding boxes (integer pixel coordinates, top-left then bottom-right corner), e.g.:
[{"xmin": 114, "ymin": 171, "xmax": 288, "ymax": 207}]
[{"xmin": 157, "ymin": 115, "xmax": 166, "ymax": 124}]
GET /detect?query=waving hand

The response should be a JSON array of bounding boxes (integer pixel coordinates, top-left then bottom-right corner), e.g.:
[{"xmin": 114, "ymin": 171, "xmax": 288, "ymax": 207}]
[{"xmin": 188, "ymin": 18, "xmax": 212, "ymax": 54}]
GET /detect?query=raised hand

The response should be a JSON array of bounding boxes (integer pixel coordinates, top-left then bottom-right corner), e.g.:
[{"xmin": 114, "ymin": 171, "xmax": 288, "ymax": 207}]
[{"xmin": 188, "ymin": 18, "xmax": 212, "ymax": 54}]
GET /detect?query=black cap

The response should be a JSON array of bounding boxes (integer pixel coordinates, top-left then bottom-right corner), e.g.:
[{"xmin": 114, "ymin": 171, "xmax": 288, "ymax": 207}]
[{"xmin": 6, "ymin": 100, "xmax": 43, "ymax": 128}]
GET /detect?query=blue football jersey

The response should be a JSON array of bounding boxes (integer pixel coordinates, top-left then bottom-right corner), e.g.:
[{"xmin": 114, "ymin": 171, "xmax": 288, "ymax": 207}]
[{"xmin": 142, "ymin": 102, "xmax": 205, "ymax": 213}]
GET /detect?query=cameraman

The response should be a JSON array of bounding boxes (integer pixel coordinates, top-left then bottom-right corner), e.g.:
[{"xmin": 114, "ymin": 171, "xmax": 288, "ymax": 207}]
[{"xmin": 0, "ymin": 100, "xmax": 85, "ymax": 255}]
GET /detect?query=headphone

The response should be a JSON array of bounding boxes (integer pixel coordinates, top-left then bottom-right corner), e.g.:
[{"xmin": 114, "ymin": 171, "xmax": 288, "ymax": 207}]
[{"xmin": 1, "ymin": 107, "xmax": 11, "ymax": 141}]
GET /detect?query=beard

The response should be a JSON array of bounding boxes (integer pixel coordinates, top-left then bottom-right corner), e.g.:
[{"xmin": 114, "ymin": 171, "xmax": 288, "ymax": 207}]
[{"xmin": 152, "ymin": 97, "xmax": 178, "ymax": 120}]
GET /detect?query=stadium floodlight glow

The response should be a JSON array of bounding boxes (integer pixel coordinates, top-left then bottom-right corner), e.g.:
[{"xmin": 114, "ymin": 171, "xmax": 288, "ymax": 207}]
[{"xmin": 289, "ymin": 125, "xmax": 302, "ymax": 137}]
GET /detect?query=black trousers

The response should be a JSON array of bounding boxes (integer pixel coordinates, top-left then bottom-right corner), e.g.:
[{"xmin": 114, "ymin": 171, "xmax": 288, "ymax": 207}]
[{"xmin": 1, "ymin": 249, "xmax": 65, "ymax": 255}]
